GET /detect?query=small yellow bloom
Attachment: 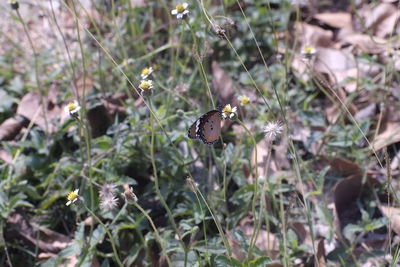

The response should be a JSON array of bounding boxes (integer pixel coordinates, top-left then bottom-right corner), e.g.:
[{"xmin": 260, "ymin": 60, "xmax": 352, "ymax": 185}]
[
  {"xmin": 64, "ymin": 101, "xmax": 81, "ymax": 117},
  {"xmin": 141, "ymin": 67, "xmax": 153, "ymax": 79},
  {"xmin": 139, "ymin": 80, "xmax": 154, "ymax": 92},
  {"xmin": 301, "ymin": 45, "xmax": 316, "ymax": 58},
  {"xmin": 66, "ymin": 189, "xmax": 79, "ymax": 206},
  {"xmin": 171, "ymin": 3, "xmax": 189, "ymax": 19},
  {"xmin": 121, "ymin": 59, "xmax": 129, "ymax": 67},
  {"xmin": 238, "ymin": 95, "xmax": 250, "ymax": 106},
  {"xmin": 221, "ymin": 104, "xmax": 237, "ymax": 119}
]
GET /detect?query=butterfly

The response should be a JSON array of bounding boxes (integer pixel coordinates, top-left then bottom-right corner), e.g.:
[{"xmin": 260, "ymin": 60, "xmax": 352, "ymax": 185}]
[{"xmin": 188, "ymin": 110, "xmax": 222, "ymax": 145}]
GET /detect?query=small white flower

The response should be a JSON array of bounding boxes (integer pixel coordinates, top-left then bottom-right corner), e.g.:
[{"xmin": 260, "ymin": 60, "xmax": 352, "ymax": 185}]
[
  {"xmin": 221, "ymin": 104, "xmax": 237, "ymax": 119},
  {"xmin": 66, "ymin": 189, "xmax": 79, "ymax": 206},
  {"xmin": 65, "ymin": 101, "xmax": 81, "ymax": 117},
  {"xmin": 301, "ymin": 45, "xmax": 316, "ymax": 59},
  {"xmin": 263, "ymin": 121, "xmax": 283, "ymax": 141},
  {"xmin": 139, "ymin": 80, "xmax": 154, "ymax": 93},
  {"xmin": 171, "ymin": 3, "xmax": 189, "ymax": 19},
  {"xmin": 141, "ymin": 67, "xmax": 153, "ymax": 79},
  {"xmin": 238, "ymin": 95, "xmax": 250, "ymax": 106}
]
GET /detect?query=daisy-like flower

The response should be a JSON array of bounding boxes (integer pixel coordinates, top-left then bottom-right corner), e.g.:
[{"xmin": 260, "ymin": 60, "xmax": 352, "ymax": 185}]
[
  {"xmin": 65, "ymin": 101, "xmax": 81, "ymax": 117},
  {"xmin": 139, "ymin": 80, "xmax": 154, "ymax": 93},
  {"xmin": 66, "ymin": 189, "xmax": 80, "ymax": 206},
  {"xmin": 301, "ymin": 45, "xmax": 316, "ymax": 59},
  {"xmin": 141, "ymin": 67, "xmax": 153, "ymax": 79},
  {"xmin": 263, "ymin": 121, "xmax": 283, "ymax": 141},
  {"xmin": 221, "ymin": 104, "xmax": 237, "ymax": 119},
  {"xmin": 124, "ymin": 187, "xmax": 138, "ymax": 202},
  {"xmin": 238, "ymin": 95, "xmax": 250, "ymax": 106},
  {"xmin": 171, "ymin": 3, "xmax": 189, "ymax": 19},
  {"xmin": 100, "ymin": 196, "xmax": 119, "ymax": 211}
]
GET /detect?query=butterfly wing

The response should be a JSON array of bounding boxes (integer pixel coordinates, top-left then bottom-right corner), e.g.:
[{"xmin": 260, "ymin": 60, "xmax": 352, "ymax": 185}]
[
  {"xmin": 187, "ymin": 119, "xmax": 199, "ymax": 139},
  {"xmin": 197, "ymin": 110, "xmax": 222, "ymax": 145}
]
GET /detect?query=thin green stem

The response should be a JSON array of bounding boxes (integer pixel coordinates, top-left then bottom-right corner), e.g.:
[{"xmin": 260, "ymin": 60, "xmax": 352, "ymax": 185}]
[
  {"xmin": 131, "ymin": 200, "xmax": 172, "ymax": 267},
  {"xmin": 82, "ymin": 202, "xmax": 123, "ymax": 267}
]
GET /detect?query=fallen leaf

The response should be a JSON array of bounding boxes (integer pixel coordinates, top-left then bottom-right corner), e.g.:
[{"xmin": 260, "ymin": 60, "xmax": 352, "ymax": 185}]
[
  {"xmin": 364, "ymin": 3, "xmax": 397, "ymax": 37},
  {"xmin": 212, "ymin": 61, "xmax": 235, "ymax": 105},
  {"xmin": 87, "ymin": 104, "xmax": 112, "ymax": 138},
  {"xmin": 338, "ymin": 34, "xmax": 387, "ymax": 54},
  {"xmin": 316, "ymin": 238, "xmax": 327, "ymax": 267},
  {"xmin": 250, "ymin": 139, "xmax": 272, "ymax": 180},
  {"xmin": 0, "ymin": 150, "xmax": 13, "ymax": 164},
  {"xmin": 294, "ymin": 22, "xmax": 333, "ymax": 47},
  {"xmin": 17, "ymin": 91, "xmax": 61, "ymax": 134},
  {"xmin": 0, "ymin": 116, "xmax": 28, "ymax": 141},
  {"xmin": 228, "ymin": 225, "xmax": 280, "ymax": 261},
  {"xmin": 333, "ymin": 175, "xmax": 362, "ymax": 232},
  {"xmin": 330, "ymin": 157, "xmax": 363, "ymax": 177},
  {"xmin": 74, "ymin": 75, "xmax": 94, "ymax": 99},
  {"xmin": 313, "ymin": 12, "xmax": 352, "ymax": 29},
  {"xmin": 379, "ymin": 205, "xmax": 400, "ymax": 236},
  {"xmin": 315, "ymin": 48, "xmax": 355, "ymax": 73},
  {"xmin": 373, "ymin": 122, "xmax": 400, "ymax": 150}
]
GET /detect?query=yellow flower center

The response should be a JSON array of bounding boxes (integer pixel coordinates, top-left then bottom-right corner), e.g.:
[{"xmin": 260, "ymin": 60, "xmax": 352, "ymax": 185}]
[
  {"xmin": 122, "ymin": 59, "xmax": 128, "ymax": 67},
  {"xmin": 303, "ymin": 46, "xmax": 315, "ymax": 54},
  {"xmin": 222, "ymin": 106, "xmax": 232, "ymax": 113},
  {"xmin": 176, "ymin": 4, "xmax": 185, "ymax": 13},
  {"xmin": 141, "ymin": 68, "xmax": 150, "ymax": 76},
  {"xmin": 67, "ymin": 191, "xmax": 78, "ymax": 201},
  {"xmin": 240, "ymin": 96, "xmax": 250, "ymax": 105},
  {"xmin": 67, "ymin": 102, "xmax": 78, "ymax": 112},
  {"xmin": 140, "ymin": 81, "xmax": 152, "ymax": 90}
]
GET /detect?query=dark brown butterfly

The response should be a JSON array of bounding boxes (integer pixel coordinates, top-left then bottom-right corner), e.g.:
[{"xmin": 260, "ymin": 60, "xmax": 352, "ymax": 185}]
[{"xmin": 188, "ymin": 110, "xmax": 222, "ymax": 145}]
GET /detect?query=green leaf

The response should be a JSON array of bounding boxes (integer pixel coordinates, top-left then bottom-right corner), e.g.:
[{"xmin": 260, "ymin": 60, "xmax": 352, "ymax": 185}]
[
  {"xmin": 214, "ymin": 255, "xmax": 242, "ymax": 267},
  {"xmin": 248, "ymin": 256, "xmax": 272, "ymax": 267}
]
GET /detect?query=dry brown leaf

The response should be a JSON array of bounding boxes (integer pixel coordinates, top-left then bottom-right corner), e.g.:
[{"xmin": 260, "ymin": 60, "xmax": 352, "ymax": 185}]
[
  {"xmin": 373, "ymin": 122, "xmax": 400, "ymax": 150},
  {"xmin": 74, "ymin": 75, "xmax": 94, "ymax": 98},
  {"xmin": 294, "ymin": 22, "xmax": 333, "ymax": 47},
  {"xmin": 17, "ymin": 91, "xmax": 61, "ymax": 133},
  {"xmin": 316, "ymin": 238, "xmax": 327, "ymax": 267},
  {"xmin": 228, "ymin": 225, "xmax": 280, "ymax": 261},
  {"xmin": 313, "ymin": 12, "xmax": 352, "ymax": 29},
  {"xmin": 0, "ymin": 150, "xmax": 13, "ymax": 164},
  {"xmin": 87, "ymin": 104, "xmax": 112, "ymax": 138},
  {"xmin": 330, "ymin": 157, "xmax": 363, "ymax": 177},
  {"xmin": 250, "ymin": 139, "xmax": 272, "ymax": 180},
  {"xmin": 379, "ymin": 205, "xmax": 400, "ymax": 236},
  {"xmin": 291, "ymin": 222, "xmax": 313, "ymax": 247},
  {"xmin": 364, "ymin": 3, "xmax": 397, "ymax": 36},
  {"xmin": 315, "ymin": 48, "xmax": 355, "ymax": 73},
  {"xmin": 7, "ymin": 213, "xmax": 72, "ymax": 253},
  {"xmin": 212, "ymin": 61, "xmax": 235, "ymax": 105},
  {"xmin": 338, "ymin": 34, "xmax": 387, "ymax": 54},
  {"xmin": 100, "ymin": 93, "xmax": 128, "ymax": 116},
  {"xmin": 331, "ymin": 68, "xmax": 358, "ymax": 93},
  {"xmin": 130, "ymin": 0, "xmax": 147, "ymax": 7},
  {"xmin": 333, "ymin": 175, "xmax": 362, "ymax": 231},
  {"xmin": 0, "ymin": 116, "xmax": 28, "ymax": 141}
]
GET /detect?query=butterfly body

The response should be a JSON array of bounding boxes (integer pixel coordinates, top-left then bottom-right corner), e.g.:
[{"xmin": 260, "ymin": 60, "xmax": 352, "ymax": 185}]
[{"xmin": 188, "ymin": 110, "xmax": 222, "ymax": 145}]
